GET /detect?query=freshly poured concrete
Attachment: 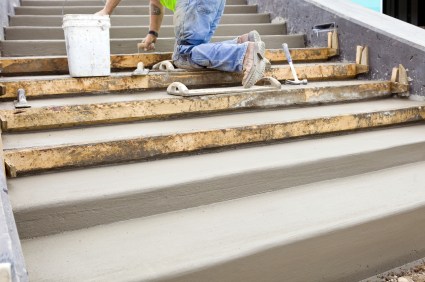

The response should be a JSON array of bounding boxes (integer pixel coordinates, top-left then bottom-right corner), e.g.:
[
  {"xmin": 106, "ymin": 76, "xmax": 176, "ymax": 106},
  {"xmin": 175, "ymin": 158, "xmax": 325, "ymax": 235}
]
[
  {"xmin": 21, "ymin": 161, "xmax": 425, "ymax": 282},
  {"xmin": 9, "ymin": 125, "xmax": 425, "ymax": 238},
  {"xmin": 3, "ymin": 99, "xmax": 423, "ymax": 150}
]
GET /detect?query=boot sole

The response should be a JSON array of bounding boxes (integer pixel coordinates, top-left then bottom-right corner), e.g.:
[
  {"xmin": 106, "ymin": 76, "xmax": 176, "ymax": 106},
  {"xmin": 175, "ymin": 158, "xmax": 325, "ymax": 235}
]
[{"xmin": 243, "ymin": 42, "xmax": 266, "ymax": 88}]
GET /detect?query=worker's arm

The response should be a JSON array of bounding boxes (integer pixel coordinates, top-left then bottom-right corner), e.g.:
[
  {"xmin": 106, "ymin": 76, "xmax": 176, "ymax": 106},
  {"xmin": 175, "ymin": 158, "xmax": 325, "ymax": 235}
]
[
  {"xmin": 95, "ymin": 0, "xmax": 122, "ymax": 15},
  {"xmin": 140, "ymin": 0, "xmax": 165, "ymax": 51}
]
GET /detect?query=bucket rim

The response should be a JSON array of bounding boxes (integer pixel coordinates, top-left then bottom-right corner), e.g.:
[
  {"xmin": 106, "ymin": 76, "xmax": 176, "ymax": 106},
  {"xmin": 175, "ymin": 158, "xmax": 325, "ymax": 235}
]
[{"xmin": 63, "ymin": 14, "xmax": 110, "ymax": 20}]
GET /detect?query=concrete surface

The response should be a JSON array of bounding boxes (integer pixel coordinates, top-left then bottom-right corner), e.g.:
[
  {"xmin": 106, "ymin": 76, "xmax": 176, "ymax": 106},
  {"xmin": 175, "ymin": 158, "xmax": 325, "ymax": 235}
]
[
  {"xmin": 9, "ymin": 125, "xmax": 425, "ymax": 238},
  {"xmin": 8, "ymin": 14, "xmax": 271, "ymax": 27},
  {"xmin": 247, "ymin": 0, "xmax": 425, "ymax": 96},
  {"xmin": 0, "ymin": 35, "xmax": 305, "ymax": 56},
  {"xmin": 5, "ymin": 23, "xmax": 287, "ymax": 40},
  {"xmin": 14, "ymin": 5, "xmax": 257, "ymax": 15},
  {"xmin": 20, "ymin": 161, "xmax": 425, "ymax": 281}
]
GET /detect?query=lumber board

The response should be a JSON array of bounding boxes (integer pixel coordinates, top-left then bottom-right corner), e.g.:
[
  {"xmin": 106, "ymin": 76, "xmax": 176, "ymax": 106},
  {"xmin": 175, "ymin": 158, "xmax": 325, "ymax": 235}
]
[
  {"xmin": 0, "ymin": 81, "xmax": 395, "ymax": 132},
  {"xmin": 0, "ymin": 48, "xmax": 335, "ymax": 76},
  {"xmin": 4, "ymin": 105, "xmax": 425, "ymax": 176},
  {"xmin": 0, "ymin": 63, "xmax": 368, "ymax": 99}
]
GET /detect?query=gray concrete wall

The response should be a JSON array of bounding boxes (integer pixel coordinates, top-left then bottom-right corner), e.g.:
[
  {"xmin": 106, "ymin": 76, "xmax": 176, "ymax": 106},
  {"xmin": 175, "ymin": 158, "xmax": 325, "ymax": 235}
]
[
  {"xmin": 0, "ymin": 0, "xmax": 19, "ymax": 41},
  {"xmin": 248, "ymin": 0, "xmax": 425, "ymax": 97}
]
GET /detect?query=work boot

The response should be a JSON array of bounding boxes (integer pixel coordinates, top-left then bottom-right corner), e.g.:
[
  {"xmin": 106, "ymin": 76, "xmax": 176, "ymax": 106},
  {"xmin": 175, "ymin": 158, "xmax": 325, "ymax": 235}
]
[
  {"xmin": 242, "ymin": 41, "xmax": 266, "ymax": 88},
  {"xmin": 237, "ymin": 30, "xmax": 261, "ymax": 44}
]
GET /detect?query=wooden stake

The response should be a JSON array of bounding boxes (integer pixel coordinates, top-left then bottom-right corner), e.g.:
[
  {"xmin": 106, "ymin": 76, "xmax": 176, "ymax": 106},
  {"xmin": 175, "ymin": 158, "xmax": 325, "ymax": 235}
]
[
  {"xmin": 360, "ymin": 46, "xmax": 369, "ymax": 66},
  {"xmin": 356, "ymin": 46, "xmax": 364, "ymax": 65}
]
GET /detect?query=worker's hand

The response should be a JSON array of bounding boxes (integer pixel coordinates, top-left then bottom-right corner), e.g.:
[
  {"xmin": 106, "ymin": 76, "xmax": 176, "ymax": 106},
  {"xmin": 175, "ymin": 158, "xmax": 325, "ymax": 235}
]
[
  {"xmin": 94, "ymin": 9, "xmax": 110, "ymax": 16},
  {"xmin": 138, "ymin": 34, "xmax": 157, "ymax": 51}
]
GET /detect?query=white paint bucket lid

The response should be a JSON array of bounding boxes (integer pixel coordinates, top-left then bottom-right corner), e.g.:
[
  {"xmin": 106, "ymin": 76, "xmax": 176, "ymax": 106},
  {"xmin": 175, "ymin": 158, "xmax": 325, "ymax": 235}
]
[{"xmin": 62, "ymin": 14, "xmax": 111, "ymax": 29}]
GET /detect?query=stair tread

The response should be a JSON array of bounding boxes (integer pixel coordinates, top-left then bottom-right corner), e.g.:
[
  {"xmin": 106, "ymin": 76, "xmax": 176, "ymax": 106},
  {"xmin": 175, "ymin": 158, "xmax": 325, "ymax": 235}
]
[
  {"xmin": 3, "ymin": 99, "xmax": 422, "ymax": 150},
  {"xmin": 0, "ymin": 80, "xmax": 391, "ymax": 109},
  {"xmin": 14, "ymin": 5, "xmax": 257, "ymax": 15},
  {"xmin": 9, "ymin": 14, "xmax": 271, "ymax": 26},
  {"xmin": 21, "ymin": 0, "xmax": 246, "ymax": 5},
  {"xmin": 0, "ymin": 34, "xmax": 305, "ymax": 56},
  {"xmin": 20, "ymin": 160, "xmax": 425, "ymax": 281},
  {"xmin": 5, "ymin": 23, "xmax": 287, "ymax": 39},
  {"xmin": 9, "ymin": 124, "xmax": 425, "ymax": 214}
]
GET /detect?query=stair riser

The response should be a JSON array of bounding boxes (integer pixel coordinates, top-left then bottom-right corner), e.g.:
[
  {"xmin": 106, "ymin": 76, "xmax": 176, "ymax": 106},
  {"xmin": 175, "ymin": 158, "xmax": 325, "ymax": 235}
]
[
  {"xmin": 0, "ymin": 82, "xmax": 393, "ymax": 132},
  {"xmin": 9, "ymin": 14, "xmax": 271, "ymax": 27},
  {"xmin": 0, "ymin": 35, "xmax": 305, "ymax": 56},
  {"xmin": 0, "ymin": 48, "xmax": 333, "ymax": 76},
  {"xmin": 4, "ymin": 107, "xmax": 425, "ymax": 176},
  {"xmin": 162, "ymin": 207, "xmax": 425, "ymax": 282},
  {"xmin": 5, "ymin": 24, "xmax": 286, "ymax": 40},
  {"xmin": 21, "ymin": 0, "xmax": 247, "ymax": 6},
  {"xmin": 12, "ymin": 141, "xmax": 425, "ymax": 238},
  {"xmin": 14, "ymin": 5, "xmax": 257, "ymax": 15},
  {"xmin": 0, "ymin": 64, "xmax": 363, "ymax": 99}
]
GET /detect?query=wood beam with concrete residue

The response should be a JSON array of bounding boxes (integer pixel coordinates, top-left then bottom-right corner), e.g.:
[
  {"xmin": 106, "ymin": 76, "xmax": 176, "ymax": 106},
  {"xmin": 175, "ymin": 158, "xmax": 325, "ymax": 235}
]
[
  {"xmin": 0, "ymin": 81, "xmax": 394, "ymax": 132},
  {"xmin": 4, "ymin": 104, "xmax": 425, "ymax": 177},
  {"xmin": 0, "ymin": 48, "xmax": 337, "ymax": 76},
  {"xmin": 0, "ymin": 63, "xmax": 367, "ymax": 99}
]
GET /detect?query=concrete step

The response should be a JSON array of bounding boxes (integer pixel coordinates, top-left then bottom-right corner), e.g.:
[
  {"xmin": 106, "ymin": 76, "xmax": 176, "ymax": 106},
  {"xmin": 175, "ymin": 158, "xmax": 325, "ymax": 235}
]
[
  {"xmin": 8, "ymin": 14, "xmax": 271, "ymax": 27},
  {"xmin": 3, "ymin": 99, "xmax": 424, "ymax": 176},
  {"xmin": 14, "ymin": 5, "xmax": 257, "ymax": 15},
  {"xmin": 18, "ymin": 159, "xmax": 425, "ymax": 281},
  {"xmin": 20, "ymin": 0, "xmax": 247, "ymax": 6},
  {"xmin": 0, "ymin": 47, "xmax": 336, "ymax": 76},
  {"xmin": 0, "ymin": 34, "xmax": 305, "ymax": 56},
  {"xmin": 0, "ymin": 81, "xmax": 397, "ymax": 132},
  {"xmin": 5, "ymin": 23, "xmax": 287, "ymax": 40},
  {"xmin": 0, "ymin": 63, "xmax": 367, "ymax": 99}
]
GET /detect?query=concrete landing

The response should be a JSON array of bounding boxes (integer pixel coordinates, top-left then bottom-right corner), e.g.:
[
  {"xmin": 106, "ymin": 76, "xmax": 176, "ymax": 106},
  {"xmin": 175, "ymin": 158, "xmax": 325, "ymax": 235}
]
[{"xmin": 20, "ymin": 161, "xmax": 425, "ymax": 282}]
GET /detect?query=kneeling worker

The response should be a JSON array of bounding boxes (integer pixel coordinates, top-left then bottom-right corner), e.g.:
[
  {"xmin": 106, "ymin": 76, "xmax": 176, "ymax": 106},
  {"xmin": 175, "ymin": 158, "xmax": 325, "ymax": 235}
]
[{"xmin": 96, "ymin": 0, "xmax": 267, "ymax": 88}]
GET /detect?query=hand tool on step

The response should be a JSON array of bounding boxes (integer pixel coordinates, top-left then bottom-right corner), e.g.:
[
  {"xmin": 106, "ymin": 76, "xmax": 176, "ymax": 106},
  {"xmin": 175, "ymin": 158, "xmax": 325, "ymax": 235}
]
[
  {"xmin": 14, "ymin": 89, "xmax": 31, "ymax": 109},
  {"xmin": 282, "ymin": 43, "xmax": 308, "ymax": 85},
  {"xmin": 167, "ymin": 77, "xmax": 281, "ymax": 97},
  {"xmin": 137, "ymin": 40, "xmax": 155, "ymax": 53},
  {"xmin": 132, "ymin": 62, "xmax": 150, "ymax": 76}
]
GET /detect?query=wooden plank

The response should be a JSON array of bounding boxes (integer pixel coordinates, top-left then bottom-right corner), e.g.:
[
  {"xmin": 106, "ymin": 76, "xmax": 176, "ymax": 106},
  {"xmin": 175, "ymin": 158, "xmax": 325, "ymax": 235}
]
[
  {"xmin": 4, "ymin": 105, "xmax": 425, "ymax": 176},
  {"xmin": 0, "ymin": 81, "xmax": 393, "ymax": 132},
  {"xmin": 0, "ymin": 63, "xmax": 368, "ymax": 99},
  {"xmin": 14, "ymin": 5, "xmax": 257, "ymax": 15},
  {"xmin": 5, "ymin": 23, "xmax": 286, "ymax": 40},
  {"xmin": 0, "ymin": 48, "xmax": 335, "ymax": 76}
]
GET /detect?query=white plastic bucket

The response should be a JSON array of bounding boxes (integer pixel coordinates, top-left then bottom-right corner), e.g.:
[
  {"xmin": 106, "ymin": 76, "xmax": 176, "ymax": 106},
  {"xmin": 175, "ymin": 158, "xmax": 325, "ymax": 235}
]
[{"xmin": 62, "ymin": 14, "xmax": 111, "ymax": 77}]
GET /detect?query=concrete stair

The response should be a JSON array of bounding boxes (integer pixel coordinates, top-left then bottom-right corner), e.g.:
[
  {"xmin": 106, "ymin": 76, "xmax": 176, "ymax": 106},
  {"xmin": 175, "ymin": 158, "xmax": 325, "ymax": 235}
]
[
  {"xmin": 0, "ymin": 0, "xmax": 424, "ymax": 281},
  {"xmin": 0, "ymin": 0, "xmax": 306, "ymax": 56},
  {"xmin": 17, "ymin": 159, "xmax": 425, "ymax": 281}
]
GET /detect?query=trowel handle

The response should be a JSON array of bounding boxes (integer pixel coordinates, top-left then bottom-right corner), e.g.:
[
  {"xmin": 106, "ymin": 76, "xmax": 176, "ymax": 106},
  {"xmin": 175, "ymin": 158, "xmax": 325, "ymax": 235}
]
[{"xmin": 282, "ymin": 43, "xmax": 292, "ymax": 64}]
